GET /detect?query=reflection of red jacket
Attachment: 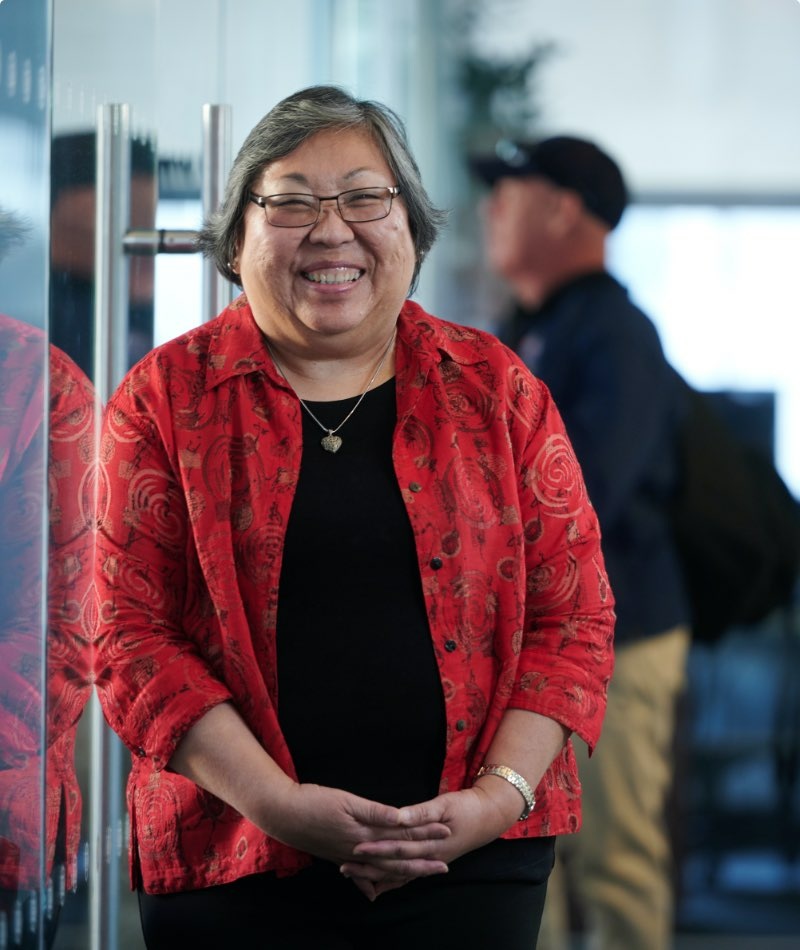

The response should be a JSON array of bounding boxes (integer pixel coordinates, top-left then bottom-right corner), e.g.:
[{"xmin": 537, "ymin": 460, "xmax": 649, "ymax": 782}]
[
  {"xmin": 0, "ymin": 315, "xmax": 95, "ymax": 891},
  {"xmin": 95, "ymin": 297, "xmax": 615, "ymax": 895}
]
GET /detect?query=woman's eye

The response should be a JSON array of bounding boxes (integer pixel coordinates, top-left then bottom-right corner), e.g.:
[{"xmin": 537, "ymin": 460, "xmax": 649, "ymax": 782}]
[
  {"xmin": 345, "ymin": 192, "xmax": 382, "ymax": 206},
  {"xmin": 271, "ymin": 196, "xmax": 315, "ymax": 209}
]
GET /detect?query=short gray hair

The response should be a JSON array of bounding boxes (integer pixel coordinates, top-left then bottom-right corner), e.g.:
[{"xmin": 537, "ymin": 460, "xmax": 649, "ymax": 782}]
[{"xmin": 196, "ymin": 85, "xmax": 447, "ymax": 296}]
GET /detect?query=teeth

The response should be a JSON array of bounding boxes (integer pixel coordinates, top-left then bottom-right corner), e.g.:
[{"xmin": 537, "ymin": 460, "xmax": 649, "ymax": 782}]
[{"xmin": 304, "ymin": 268, "xmax": 361, "ymax": 285}]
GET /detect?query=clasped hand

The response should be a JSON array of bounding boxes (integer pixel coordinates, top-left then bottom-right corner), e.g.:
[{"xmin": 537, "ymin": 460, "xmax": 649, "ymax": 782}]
[{"xmin": 274, "ymin": 782, "xmax": 521, "ymax": 901}]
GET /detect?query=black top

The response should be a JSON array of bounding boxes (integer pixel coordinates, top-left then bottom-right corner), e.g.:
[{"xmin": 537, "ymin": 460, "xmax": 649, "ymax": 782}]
[
  {"xmin": 276, "ymin": 376, "xmax": 555, "ymax": 880},
  {"xmin": 275, "ymin": 378, "xmax": 447, "ymax": 807}
]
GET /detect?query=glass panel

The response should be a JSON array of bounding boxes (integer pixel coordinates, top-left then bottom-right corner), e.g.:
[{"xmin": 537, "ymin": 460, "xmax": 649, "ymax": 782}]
[
  {"xmin": 44, "ymin": 4, "xmax": 455, "ymax": 948},
  {"xmin": 51, "ymin": 4, "xmax": 158, "ymax": 948},
  {"xmin": 0, "ymin": 0, "xmax": 52, "ymax": 947}
]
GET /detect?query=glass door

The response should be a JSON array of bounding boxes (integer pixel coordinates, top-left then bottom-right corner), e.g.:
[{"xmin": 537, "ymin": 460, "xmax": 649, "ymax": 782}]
[
  {"xmin": 44, "ymin": 3, "xmax": 447, "ymax": 947},
  {"xmin": 50, "ymin": 4, "xmax": 234, "ymax": 947},
  {"xmin": 0, "ymin": 2, "xmax": 57, "ymax": 948},
  {"xmin": 50, "ymin": 4, "xmax": 160, "ymax": 948}
]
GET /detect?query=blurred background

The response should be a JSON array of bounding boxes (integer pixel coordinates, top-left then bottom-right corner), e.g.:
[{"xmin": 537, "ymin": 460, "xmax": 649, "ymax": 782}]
[{"xmin": 1, "ymin": 1, "xmax": 798, "ymax": 947}]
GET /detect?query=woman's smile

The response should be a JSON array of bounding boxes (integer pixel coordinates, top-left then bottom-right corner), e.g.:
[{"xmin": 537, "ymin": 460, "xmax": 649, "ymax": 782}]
[{"xmin": 301, "ymin": 265, "xmax": 364, "ymax": 286}]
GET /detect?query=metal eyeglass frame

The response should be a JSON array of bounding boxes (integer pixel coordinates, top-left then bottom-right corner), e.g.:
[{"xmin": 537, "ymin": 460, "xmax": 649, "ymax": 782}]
[{"xmin": 248, "ymin": 186, "xmax": 401, "ymax": 228}]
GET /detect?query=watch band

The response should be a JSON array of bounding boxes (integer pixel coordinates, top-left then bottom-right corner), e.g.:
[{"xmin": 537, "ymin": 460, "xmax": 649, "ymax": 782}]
[{"xmin": 475, "ymin": 763, "xmax": 536, "ymax": 821}]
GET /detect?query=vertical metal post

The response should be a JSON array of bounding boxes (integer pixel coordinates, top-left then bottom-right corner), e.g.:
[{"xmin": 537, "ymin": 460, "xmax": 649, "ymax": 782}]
[
  {"xmin": 201, "ymin": 103, "xmax": 232, "ymax": 322},
  {"xmin": 94, "ymin": 103, "xmax": 132, "ymax": 402},
  {"xmin": 91, "ymin": 102, "xmax": 131, "ymax": 950}
]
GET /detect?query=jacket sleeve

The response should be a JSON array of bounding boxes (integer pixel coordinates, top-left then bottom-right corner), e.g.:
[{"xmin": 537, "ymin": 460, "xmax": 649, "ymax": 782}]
[
  {"xmin": 509, "ymin": 379, "xmax": 615, "ymax": 754},
  {"xmin": 94, "ymin": 391, "xmax": 232, "ymax": 770}
]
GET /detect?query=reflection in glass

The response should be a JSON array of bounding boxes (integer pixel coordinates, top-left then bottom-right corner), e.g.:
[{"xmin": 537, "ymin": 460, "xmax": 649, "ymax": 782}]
[
  {"xmin": 2, "ymin": 2, "xmax": 97, "ymax": 945},
  {"xmin": 1, "ymin": 1, "xmax": 52, "ymax": 945},
  {"xmin": 0, "ymin": 217, "xmax": 95, "ymax": 950},
  {"xmin": 50, "ymin": 133, "xmax": 157, "ymax": 379},
  {"xmin": 0, "ymin": 217, "xmax": 49, "ymax": 947}
]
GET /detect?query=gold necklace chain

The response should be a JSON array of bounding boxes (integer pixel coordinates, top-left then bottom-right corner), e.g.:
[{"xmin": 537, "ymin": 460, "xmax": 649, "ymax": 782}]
[{"xmin": 266, "ymin": 327, "xmax": 397, "ymax": 454}]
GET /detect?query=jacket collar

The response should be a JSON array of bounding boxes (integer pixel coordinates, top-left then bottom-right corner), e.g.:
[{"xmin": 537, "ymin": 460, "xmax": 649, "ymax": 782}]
[
  {"xmin": 396, "ymin": 299, "xmax": 489, "ymax": 369},
  {"xmin": 202, "ymin": 295, "xmax": 486, "ymax": 393},
  {"xmin": 203, "ymin": 295, "xmax": 275, "ymax": 392}
]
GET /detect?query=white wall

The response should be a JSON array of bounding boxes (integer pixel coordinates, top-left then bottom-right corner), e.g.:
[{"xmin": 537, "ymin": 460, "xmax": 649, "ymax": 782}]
[
  {"xmin": 466, "ymin": 0, "xmax": 800, "ymax": 195},
  {"xmin": 54, "ymin": 0, "xmax": 800, "ymax": 195},
  {"xmin": 53, "ymin": 0, "xmax": 316, "ymax": 148}
]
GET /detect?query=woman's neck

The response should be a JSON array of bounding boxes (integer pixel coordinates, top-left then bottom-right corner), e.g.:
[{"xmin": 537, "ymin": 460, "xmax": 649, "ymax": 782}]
[{"xmin": 265, "ymin": 326, "xmax": 398, "ymax": 401}]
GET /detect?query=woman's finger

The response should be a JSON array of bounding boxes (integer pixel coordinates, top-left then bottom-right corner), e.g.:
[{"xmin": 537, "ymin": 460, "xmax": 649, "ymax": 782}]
[
  {"xmin": 353, "ymin": 838, "xmax": 445, "ymax": 859},
  {"xmin": 348, "ymin": 876, "xmax": 378, "ymax": 901},
  {"xmin": 394, "ymin": 821, "xmax": 451, "ymax": 841},
  {"xmin": 396, "ymin": 801, "xmax": 447, "ymax": 827},
  {"xmin": 346, "ymin": 873, "xmax": 412, "ymax": 900},
  {"xmin": 340, "ymin": 857, "xmax": 448, "ymax": 880}
]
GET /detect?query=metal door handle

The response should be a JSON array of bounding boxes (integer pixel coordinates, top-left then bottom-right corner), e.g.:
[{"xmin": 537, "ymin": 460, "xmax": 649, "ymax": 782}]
[
  {"xmin": 122, "ymin": 228, "xmax": 199, "ymax": 254},
  {"xmin": 201, "ymin": 104, "xmax": 233, "ymax": 322},
  {"xmin": 90, "ymin": 101, "xmax": 233, "ymax": 950},
  {"xmin": 94, "ymin": 102, "xmax": 131, "ymax": 401},
  {"xmin": 91, "ymin": 104, "xmax": 131, "ymax": 950},
  {"xmin": 118, "ymin": 104, "xmax": 232, "ymax": 323}
]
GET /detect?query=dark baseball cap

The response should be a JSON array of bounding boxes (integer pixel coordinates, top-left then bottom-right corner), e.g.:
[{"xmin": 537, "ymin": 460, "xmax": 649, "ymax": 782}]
[{"xmin": 469, "ymin": 135, "xmax": 629, "ymax": 230}]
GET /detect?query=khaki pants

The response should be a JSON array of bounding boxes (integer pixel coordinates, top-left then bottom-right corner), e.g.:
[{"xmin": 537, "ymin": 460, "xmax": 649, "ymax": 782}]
[{"xmin": 538, "ymin": 626, "xmax": 690, "ymax": 950}]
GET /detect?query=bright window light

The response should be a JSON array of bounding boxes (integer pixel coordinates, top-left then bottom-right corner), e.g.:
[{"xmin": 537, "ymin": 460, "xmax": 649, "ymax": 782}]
[{"xmin": 609, "ymin": 204, "xmax": 800, "ymax": 496}]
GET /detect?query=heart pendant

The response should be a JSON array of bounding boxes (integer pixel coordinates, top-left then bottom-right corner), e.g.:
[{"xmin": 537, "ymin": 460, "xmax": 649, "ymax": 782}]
[{"xmin": 320, "ymin": 433, "xmax": 343, "ymax": 453}]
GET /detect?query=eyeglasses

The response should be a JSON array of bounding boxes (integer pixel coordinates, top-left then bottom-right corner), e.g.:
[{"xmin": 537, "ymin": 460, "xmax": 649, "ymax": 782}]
[{"xmin": 248, "ymin": 186, "xmax": 400, "ymax": 228}]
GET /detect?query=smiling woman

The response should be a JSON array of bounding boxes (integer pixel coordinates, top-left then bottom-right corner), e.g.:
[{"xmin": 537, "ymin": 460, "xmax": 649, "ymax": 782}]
[
  {"xmin": 93, "ymin": 84, "xmax": 615, "ymax": 950},
  {"xmin": 230, "ymin": 125, "xmax": 416, "ymax": 373}
]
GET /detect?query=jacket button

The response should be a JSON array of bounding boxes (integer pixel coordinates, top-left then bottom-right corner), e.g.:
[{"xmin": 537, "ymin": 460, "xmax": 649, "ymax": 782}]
[
  {"xmin": 444, "ymin": 639, "xmax": 457, "ymax": 652},
  {"xmin": 455, "ymin": 719, "xmax": 467, "ymax": 731},
  {"xmin": 409, "ymin": 481, "xmax": 422, "ymax": 493},
  {"xmin": 430, "ymin": 556, "xmax": 443, "ymax": 570}
]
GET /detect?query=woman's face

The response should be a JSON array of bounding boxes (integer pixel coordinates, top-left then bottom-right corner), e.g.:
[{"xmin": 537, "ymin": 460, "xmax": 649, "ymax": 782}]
[{"xmin": 235, "ymin": 127, "xmax": 416, "ymax": 351}]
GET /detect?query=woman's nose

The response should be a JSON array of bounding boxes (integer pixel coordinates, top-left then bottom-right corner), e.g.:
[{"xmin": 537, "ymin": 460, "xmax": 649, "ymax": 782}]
[{"xmin": 308, "ymin": 199, "xmax": 355, "ymax": 240}]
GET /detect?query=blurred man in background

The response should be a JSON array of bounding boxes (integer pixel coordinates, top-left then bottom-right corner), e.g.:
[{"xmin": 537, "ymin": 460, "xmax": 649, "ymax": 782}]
[{"xmin": 472, "ymin": 137, "xmax": 690, "ymax": 950}]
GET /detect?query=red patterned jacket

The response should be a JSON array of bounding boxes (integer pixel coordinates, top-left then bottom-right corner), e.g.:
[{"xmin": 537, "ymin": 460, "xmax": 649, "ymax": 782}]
[{"xmin": 95, "ymin": 297, "xmax": 615, "ymax": 894}]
